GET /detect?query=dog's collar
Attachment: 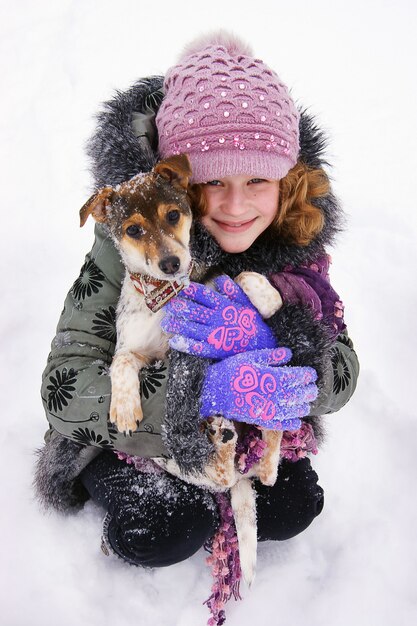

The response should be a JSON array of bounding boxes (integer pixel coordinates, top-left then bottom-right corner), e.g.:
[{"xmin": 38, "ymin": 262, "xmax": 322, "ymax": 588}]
[{"xmin": 129, "ymin": 263, "xmax": 193, "ymax": 313}]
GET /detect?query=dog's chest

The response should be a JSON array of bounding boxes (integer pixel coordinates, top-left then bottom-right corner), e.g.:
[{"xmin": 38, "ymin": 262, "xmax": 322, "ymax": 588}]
[{"xmin": 115, "ymin": 274, "xmax": 168, "ymax": 359}]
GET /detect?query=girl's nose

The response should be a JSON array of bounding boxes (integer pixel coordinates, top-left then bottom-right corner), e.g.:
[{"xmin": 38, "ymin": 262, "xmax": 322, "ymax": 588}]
[{"xmin": 220, "ymin": 186, "xmax": 247, "ymax": 215}]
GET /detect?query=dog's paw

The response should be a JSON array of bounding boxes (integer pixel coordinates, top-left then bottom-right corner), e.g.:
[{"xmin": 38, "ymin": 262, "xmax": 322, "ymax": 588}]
[
  {"xmin": 250, "ymin": 430, "xmax": 283, "ymax": 486},
  {"xmin": 235, "ymin": 271, "xmax": 282, "ymax": 319},
  {"xmin": 109, "ymin": 394, "xmax": 143, "ymax": 434},
  {"xmin": 204, "ymin": 416, "xmax": 238, "ymax": 488}
]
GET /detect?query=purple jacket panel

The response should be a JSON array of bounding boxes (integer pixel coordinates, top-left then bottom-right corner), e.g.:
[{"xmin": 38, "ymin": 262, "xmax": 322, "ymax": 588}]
[{"xmin": 268, "ymin": 255, "xmax": 346, "ymax": 339}]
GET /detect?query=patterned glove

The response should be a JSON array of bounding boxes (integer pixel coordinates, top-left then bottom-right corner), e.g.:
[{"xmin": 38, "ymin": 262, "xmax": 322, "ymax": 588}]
[
  {"xmin": 161, "ymin": 275, "xmax": 277, "ymax": 358},
  {"xmin": 200, "ymin": 348, "xmax": 318, "ymax": 431}
]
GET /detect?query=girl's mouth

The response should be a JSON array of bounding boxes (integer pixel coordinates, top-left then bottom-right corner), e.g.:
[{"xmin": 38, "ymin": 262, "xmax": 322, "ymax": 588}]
[{"xmin": 213, "ymin": 217, "xmax": 257, "ymax": 233}]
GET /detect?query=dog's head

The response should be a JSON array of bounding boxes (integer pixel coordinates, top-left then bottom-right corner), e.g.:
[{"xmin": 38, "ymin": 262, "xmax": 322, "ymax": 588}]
[{"xmin": 80, "ymin": 155, "xmax": 193, "ymax": 279}]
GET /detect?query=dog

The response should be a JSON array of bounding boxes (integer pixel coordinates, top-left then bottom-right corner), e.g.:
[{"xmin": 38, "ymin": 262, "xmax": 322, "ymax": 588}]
[
  {"xmin": 80, "ymin": 153, "xmax": 285, "ymax": 585},
  {"xmin": 80, "ymin": 155, "xmax": 195, "ymax": 432}
]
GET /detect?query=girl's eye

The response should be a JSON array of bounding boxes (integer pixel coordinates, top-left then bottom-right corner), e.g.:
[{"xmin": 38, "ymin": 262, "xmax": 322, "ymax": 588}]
[
  {"xmin": 167, "ymin": 210, "xmax": 180, "ymax": 224},
  {"xmin": 249, "ymin": 178, "xmax": 267, "ymax": 184},
  {"xmin": 126, "ymin": 224, "xmax": 143, "ymax": 238},
  {"xmin": 205, "ymin": 180, "xmax": 222, "ymax": 186}
]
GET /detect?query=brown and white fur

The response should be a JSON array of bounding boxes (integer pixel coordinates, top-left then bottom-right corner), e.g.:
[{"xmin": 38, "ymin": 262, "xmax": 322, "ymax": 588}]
[{"xmin": 80, "ymin": 155, "xmax": 284, "ymax": 586}]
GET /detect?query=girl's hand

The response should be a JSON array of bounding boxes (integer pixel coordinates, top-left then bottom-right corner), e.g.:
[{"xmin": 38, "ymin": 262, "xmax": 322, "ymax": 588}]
[
  {"xmin": 161, "ymin": 275, "xmax": 276, "ymax": 358},
  {"xmin": 200, "ymin": 348, "xmax": 318, "ymax": 431}
]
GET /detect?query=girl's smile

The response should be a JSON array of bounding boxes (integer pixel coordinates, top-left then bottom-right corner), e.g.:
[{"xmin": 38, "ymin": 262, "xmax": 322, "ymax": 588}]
[
  {"xmin": 201, "ymin": 175, "xmax": 279, "ymax": 253},
  {"xmin": 211, "ymin": 217, "xmax": 257, "ymax": 233}
]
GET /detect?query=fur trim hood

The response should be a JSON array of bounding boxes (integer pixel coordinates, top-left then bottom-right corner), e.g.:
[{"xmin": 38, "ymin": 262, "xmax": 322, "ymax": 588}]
[{"xmin": 86, "ymin": 75, "xmax": 343, "ymax": 276}]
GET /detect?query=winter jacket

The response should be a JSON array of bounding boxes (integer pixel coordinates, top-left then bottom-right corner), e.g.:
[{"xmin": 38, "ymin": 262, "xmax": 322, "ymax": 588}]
[{"xmin": 34, "ymin": 76, "xmax": 359, "ymax": 512}]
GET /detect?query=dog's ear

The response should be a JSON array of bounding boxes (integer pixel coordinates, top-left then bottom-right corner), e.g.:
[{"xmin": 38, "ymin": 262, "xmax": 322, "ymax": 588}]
[
  {"xmin": 79, "ymin": 187, "xmax": 113, "ymax": 227},
  {"xmin": 154, "ymin": 154, "xmax": 192, "ymax": 191}
]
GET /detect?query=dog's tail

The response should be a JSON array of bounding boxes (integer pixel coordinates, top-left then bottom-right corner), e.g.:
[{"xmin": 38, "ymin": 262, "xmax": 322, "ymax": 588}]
[{"xmin": 230, "ymin": 476, "xmax": 257, "ymax": 587}]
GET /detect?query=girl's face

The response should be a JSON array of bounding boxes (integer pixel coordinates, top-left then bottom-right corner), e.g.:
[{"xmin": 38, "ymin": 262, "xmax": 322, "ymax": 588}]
[{"xmin": 201, "ymin": 175, "xmax": 279, "ymax": 253}]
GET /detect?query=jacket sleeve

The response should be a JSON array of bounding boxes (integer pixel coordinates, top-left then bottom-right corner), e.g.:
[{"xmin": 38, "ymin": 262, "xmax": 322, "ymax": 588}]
[
  {"xmin": 268, "ymin": 254, "xmax": 345, "ymax": 340},
  {"xmin": 267, "ymin": 254, "xmax": 359, "ymax": 413},
  {"xmin": 40, "ymin": 223, "xmax": 170, "ymax": 459},
  {"xmin": 309, "ymin": 329, "xmax": 359, "ymax": 416}
]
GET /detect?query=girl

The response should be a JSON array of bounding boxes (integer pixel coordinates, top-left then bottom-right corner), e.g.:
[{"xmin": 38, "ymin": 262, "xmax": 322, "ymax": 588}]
[{"xmin": 35, "ymin": 32, "xmax": 359, "ymax": 571}]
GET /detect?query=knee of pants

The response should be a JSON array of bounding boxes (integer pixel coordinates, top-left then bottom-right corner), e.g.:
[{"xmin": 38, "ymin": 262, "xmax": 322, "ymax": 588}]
[
  {"xmin": 256, "ymin": 457, "xmax": 325, "ymax": 542},
  {"xmin": 105, "ymin": 493, "xmax": 220, "ymax": 568}
]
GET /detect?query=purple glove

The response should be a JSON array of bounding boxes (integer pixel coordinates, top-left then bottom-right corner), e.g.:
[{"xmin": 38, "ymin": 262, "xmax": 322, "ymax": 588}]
[
  {"xmin": 161, "ymin": 275, "xmax": 277, "ymax": 358},
  {"xmin": 200, "ymin": 348, "xmax": 318, "ymax": 431}
]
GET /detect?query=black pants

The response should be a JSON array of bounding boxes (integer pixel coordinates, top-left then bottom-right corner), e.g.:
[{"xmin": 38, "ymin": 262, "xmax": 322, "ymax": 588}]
[{"xmin": 80, "ymin": 452, "xmax": 324, "ymax": 567}]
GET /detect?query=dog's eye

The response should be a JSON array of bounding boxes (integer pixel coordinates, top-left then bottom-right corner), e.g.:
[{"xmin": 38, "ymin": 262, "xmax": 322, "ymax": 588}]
[
  {"xmin": 167, "ymin": 210, "xmax": 180, "ymax": 224},
  {"xmin": 126, "ymin": 225, "xmax": 143, "ymax": 238}
]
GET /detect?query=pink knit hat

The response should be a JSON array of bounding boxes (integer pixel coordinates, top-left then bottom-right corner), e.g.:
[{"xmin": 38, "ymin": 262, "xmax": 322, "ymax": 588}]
[{"xmin": 156, "ymin": 31, "xmax": 300, "ymax": 183}]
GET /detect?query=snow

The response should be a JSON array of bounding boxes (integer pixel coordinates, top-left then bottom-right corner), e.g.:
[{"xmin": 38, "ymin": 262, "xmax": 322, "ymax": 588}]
[{"xmin": 1, "ymin": 1, "xmax": 416, "ymax": 624}]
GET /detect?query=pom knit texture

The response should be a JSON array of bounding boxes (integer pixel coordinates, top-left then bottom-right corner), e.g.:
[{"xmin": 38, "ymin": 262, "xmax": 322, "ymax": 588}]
[{"xmin": 180, "ymin": 30, "xmax": 254, "ymax": 59}]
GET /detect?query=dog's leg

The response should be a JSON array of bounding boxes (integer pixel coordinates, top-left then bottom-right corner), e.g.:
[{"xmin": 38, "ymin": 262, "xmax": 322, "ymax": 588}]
[
  {"xmin": 203, "ymin": 416, "xmax": 239, "ymax": 489},
  {"xmin": 252, "ymin": 430, "xmax": 283, "ymax": 486},
  {"xmin": 110, "ymin": 351, "xmax": 146, "ymax": 433},
  {"xmin": 153, "ymin": 417, "xmax": 238, "ymax": 491},
  {"xmin": 230, "ymin": 477, "xmax": 257, "ymax": 587},
  {"xmin": 152, "ymin": 457, "xmax": 230, "ymax": 491}
]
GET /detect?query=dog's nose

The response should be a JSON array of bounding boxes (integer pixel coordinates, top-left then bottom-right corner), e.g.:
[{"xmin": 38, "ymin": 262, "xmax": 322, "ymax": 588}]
[{"xmin": 159, "ymin": 256, "xmax": 181, "ymax": 275}]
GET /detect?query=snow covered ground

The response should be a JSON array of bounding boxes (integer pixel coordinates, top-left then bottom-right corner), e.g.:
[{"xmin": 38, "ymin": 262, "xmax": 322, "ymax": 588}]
[{"xmin": 1, "ymin": 1, "xmax": 416, "ymax": 624}]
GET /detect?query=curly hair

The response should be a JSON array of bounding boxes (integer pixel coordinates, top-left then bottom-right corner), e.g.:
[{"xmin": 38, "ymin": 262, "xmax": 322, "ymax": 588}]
[{"xmin": 188, "ymin": 162, "xmax": 329, "ymax": 247}]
